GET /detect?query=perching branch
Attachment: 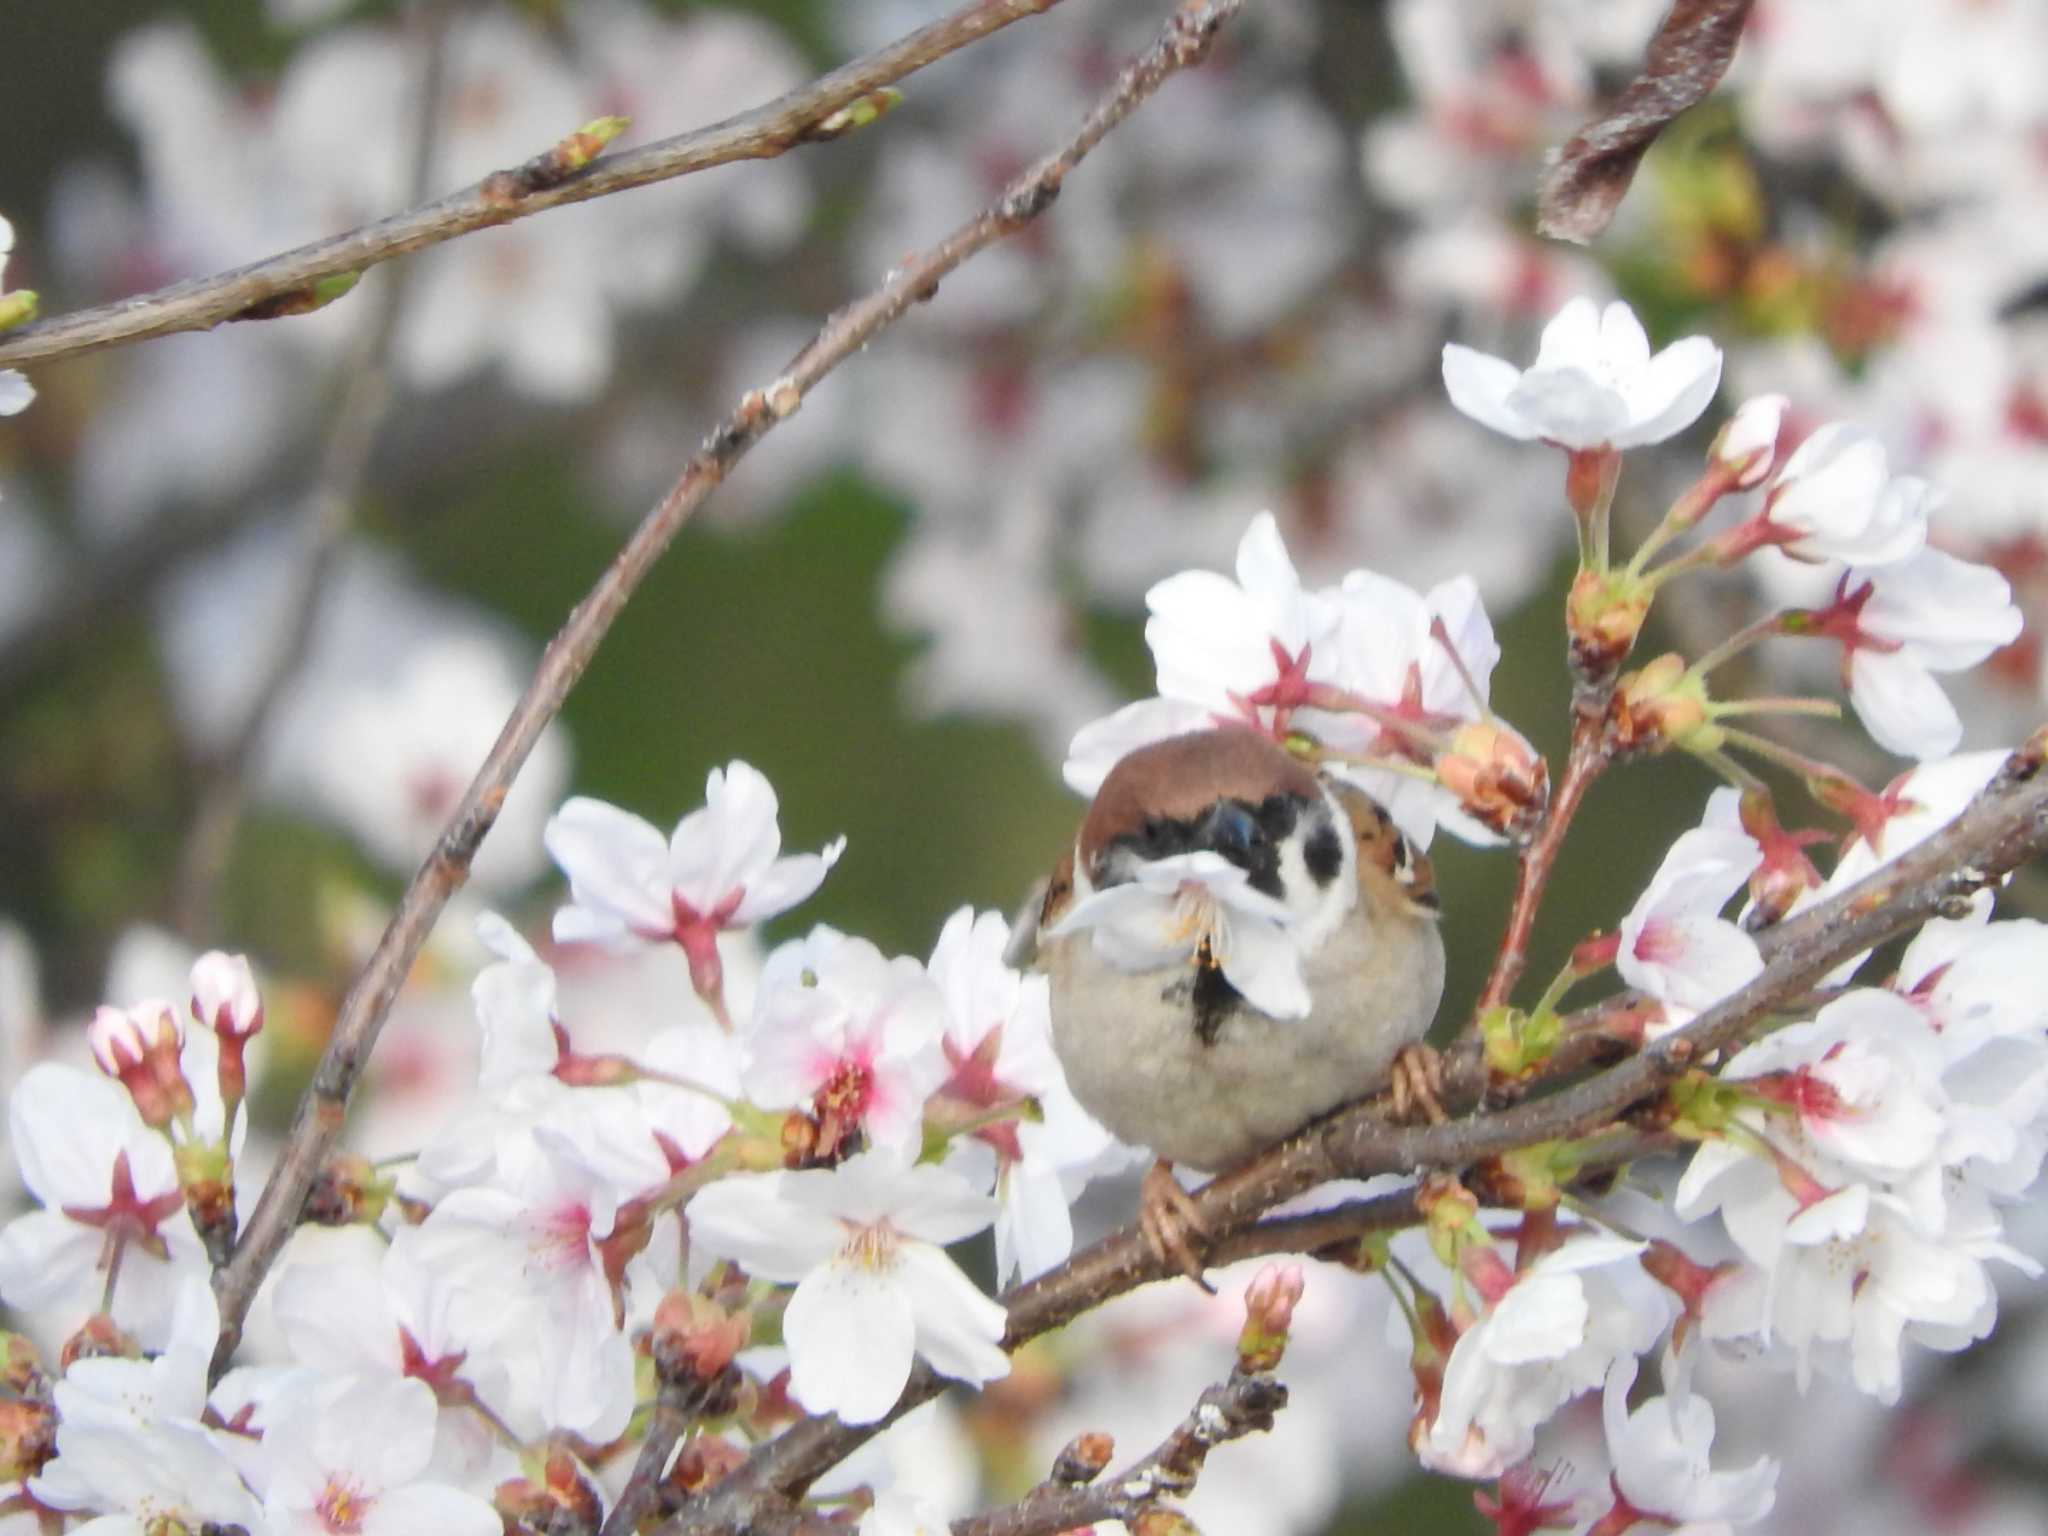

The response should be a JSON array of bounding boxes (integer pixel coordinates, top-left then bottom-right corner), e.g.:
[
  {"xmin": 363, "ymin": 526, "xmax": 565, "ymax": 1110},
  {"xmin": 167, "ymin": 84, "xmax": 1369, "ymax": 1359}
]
[
  {"xmin": 952, "ymin": 1369, "xmax": 1287, "ymax": 1536},
  {"xmin": 207, "ymin": 0, "xmax": 1246, "ymax": 1374},
  {"xmin": 0, "ymin": 0, "xmax": 1063, "ymax": 371},
  {"xmin": 669, "ymin": 729, "xmax": 2048, "ymax": 1520}
]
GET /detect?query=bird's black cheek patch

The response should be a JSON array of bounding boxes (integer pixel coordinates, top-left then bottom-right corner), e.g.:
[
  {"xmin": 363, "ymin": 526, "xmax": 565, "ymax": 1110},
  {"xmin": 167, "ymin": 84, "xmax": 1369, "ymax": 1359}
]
[{"xmin": 1304, "ymin": 823, "xmax": 1343, "ymax": 887}]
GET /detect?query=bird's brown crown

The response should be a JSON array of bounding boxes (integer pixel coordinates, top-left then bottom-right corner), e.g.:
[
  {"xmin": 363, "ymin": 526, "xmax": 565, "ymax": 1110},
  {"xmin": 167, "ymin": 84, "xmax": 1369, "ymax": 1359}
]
[{"xmin": 1077, "ymin": 728, "xmax": 1322, "ymax": 862}]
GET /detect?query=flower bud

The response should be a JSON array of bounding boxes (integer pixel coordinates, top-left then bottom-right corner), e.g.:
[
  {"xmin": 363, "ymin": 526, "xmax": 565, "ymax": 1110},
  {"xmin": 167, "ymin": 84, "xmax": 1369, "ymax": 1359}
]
[
  {"xmin": 1567, "ymin": 567, "xmax": 1651, "ymax": 680},
  {"xmin": 664, "ymin": 1435, "xmax": 748, "ymax": 1497},
  {"xmin": 87, "ymin": 1005, "xmax": 148, "ymax": 1078},
  {"xmin": 1710, "ymin": 394, "xmax": 1786, "ymax": 489},
  {"xmin": 1051, "ymin": 1431, "xmax": 1115, "ymax": 1485},
  {"xmin": 651, "ymin": 1292, "xmax": 752, "ymax": 1386},
  {"xmin": 1418, "ymin": 1173, "xmax": 1482, "ymax": 1270},
  {"xmin": 1237, "ymin": 1262, "xmax": 1306, "ymax": 1373},
  {"xmin": 60, "ymin": 1314, "xmax": 138, "ymax": 1372},
  {"xmin": 1610, "ymin": 653, "xmax": 1720, "ymax": 754},
  {"xmin": 190, "ymin": 950, "xmax": 262, "ymax": 1041},
  {"xmin": 2, "ymin": 1332, "xmax": 45, "ymax": 1397},
  {"xmin": 304, "ymin": 1153, "xmax": 395, "ymax": 1227},
  {"xmin": 0, "ymin": 1396, "xmax": 55, "ymax": 1484},
  {"xmin": 1435, "ymin": 721, "xmax": 1549, "ymax": 843},
  {"xmin": 495, "ymin": 1448, "xmax": 603, "ymax": 1536},
  {"xmin": 88, "ymin": 1002, "xmax": 190, "ymax": 1128}
]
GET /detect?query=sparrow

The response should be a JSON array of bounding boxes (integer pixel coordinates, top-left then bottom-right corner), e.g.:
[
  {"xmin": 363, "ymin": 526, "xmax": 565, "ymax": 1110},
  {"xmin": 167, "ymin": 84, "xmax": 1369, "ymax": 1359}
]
[{"xmin": 1036, "ymin": 727, "xmax": 1447, "ymax": 1283}]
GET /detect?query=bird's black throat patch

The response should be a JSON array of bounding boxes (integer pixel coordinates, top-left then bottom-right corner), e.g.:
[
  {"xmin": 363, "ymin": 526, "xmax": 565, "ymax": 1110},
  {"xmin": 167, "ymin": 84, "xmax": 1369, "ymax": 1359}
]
[{"xmin": 1190, "ymin": 941, "xmax": 1240, "ymax": 1046}]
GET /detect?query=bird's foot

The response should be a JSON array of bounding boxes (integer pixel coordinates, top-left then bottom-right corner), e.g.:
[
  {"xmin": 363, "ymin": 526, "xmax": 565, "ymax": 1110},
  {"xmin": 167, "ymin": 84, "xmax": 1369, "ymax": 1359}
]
[
  {"xmin": 1140, "ymin": 1159, "xmax": 1214, "ymax": 1292},
  {"xmin": 1389, "ymin": 1042, "xmax": 1448, "ymax": 1125}
]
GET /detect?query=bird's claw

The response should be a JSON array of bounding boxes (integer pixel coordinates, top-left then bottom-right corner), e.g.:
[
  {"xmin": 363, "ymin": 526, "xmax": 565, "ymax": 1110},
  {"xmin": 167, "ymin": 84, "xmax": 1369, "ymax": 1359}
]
[
  {"xmin": 1140, "ymin": 1159, "xmax": 1214, "ymax": 1292},
  {"xmin": 1389, "ymin": 1042, "xmax": 1448, "ymax": 1125}
]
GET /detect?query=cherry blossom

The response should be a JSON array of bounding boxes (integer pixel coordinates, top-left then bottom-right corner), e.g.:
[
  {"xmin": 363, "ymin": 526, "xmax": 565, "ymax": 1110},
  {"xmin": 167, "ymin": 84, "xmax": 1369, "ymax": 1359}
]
[
  {"xmin": 926, "ymin": 907, "xmax": 1126, "ymax": 1282},
  {"xmin": 547, "ymin": 762, "xmax": 844, "ymax": 1022},
  {"xmin": 1048, "ymin": 850, "xmax": 1313, "ymax": 1021},
  {"xmin": 1418, "ymin": 1234, "xmax": 1664, "ymax": 1479},
  {"xmin": 685, "ymin": 1150, "xmax": 1009, "ymax": 1424},
  {"xmin": 1710, "ymin": 394, "xmax": 1788, "ymax": 488},
  {"xmin": 1321, "ymin": 568, "xmax": 1507, "ymax": 847},
  {"xmin": 1721, "ymin": 991, "xmax": 1949, "ymax": 1182},
  {"xmin": 29, "ymin": 1280, "xmax": 263, "ymax": 1534},
  {"xmin": 1616, "ymin": 824, "xmax": 1765, "ymax": 1028},
  {"xmin": 1749, "ymin": 424, "xmax": 1931, "ymax": 567},
  {"xmin": 1441, "ymin": 297, "xmax": 1722, "ymax": 452},
  {"xmin": 743, "ymin": 926, "xmax": 948, "ymax": 1158},
  {"xmin": 1822, "ymin": 750, "xmax": 2008, "ymax": 897},
  {"xmin": 1807, "ymin": 549, "xmax": 2024, "ymax": 758},
  {"xmin": 415, "ymin": 1097, "xmax": 671, "ymax": 1442},
  {"xmin": 258, "ymin": 1372, "xmax": 499, "ymax": 1536},
  {"xmin": 0, "ymin": 1062, "xmax": 209, "ymax": 1346},
  {"xmin": 1597, "ymin": 1357, "xmax": 1778, "ymax": 1530}
]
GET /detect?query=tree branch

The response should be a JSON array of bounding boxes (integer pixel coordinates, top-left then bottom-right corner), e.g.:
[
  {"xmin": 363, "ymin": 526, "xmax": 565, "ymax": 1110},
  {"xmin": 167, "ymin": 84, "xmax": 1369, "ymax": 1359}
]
[
  {"xmin": 0, "ymin": 0, "xmax": 1064, "ymax": 371},
  {"xmin": 207, "ymin": 0, "xmax": 1247, "ymax": 1375},
  {"xmin": 952, "ymin": 1369, "xmax": 1287, "ymax": 1536},
  {"xmin": 1470, "ymin": 694, "xmax": 1616, "ymax": 1018},
  {"xmin": 670, "ymin": 729, "xmax": 2048, "ymax": 1515}
]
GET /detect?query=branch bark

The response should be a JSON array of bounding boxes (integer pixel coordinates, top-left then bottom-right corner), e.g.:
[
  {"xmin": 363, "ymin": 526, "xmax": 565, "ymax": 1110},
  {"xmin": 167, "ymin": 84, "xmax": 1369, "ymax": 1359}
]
[
  {"xmin": 206, "ymin": 0, "xmax": 1247, "ymax": 1375},
  {"xmin": 953, "ymin": 1369, "xmax": 1287, "ymax": 1536},
  {"xmin": 0, "ymin": 0, "xmax": 1063, "ymax": 371}
]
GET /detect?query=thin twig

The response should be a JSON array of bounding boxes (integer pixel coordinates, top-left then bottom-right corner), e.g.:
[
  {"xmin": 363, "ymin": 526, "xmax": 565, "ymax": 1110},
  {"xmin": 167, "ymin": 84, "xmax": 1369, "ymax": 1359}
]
[
  {"xmin": 604, "ymin": 1377, "xmax": 721, "ymax": 1536},
  {"xmin": 206, "ymin": 0, "xmax": 1246, "ymax": 1376},
  {"xmin": 0, "ymin": 0, "xmax": 1063, "ymax": 372},
  {"xmin": 952, "ymin": 1369, "xmax": 1287, "ymax": 1536},
  {"xmin": 664, "ymin": 729, "xmax": 2048, "ymax": 1517},
  {"xmin": 1469, "ymin": 698, "xmax": 1615, "ymax": 1018},
  {"xmin": 169, "ymin": 10, "xmax": 450, "ymax": 942}
]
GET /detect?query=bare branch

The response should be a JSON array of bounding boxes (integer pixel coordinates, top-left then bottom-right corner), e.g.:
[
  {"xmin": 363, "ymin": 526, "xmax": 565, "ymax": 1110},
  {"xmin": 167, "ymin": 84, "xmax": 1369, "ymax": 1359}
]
[
  {"xmin": 0, "ymin": 0, "xmax": 1063, "ymax": 371},
  {"xmin": 1469, "ymin": 690, "xmax": 1616, "ymax": 1019},
  {"xmin": 953, "ymin": 1369, "xmax": 1286, "ymax": 1536},
  {"xmin": 1537, "ymin": 0, "xmax": 1756, "ymax": 243},
  {"xmin": 206, "ymin": 0, "xmax": 1246, "ymax": 1375}
]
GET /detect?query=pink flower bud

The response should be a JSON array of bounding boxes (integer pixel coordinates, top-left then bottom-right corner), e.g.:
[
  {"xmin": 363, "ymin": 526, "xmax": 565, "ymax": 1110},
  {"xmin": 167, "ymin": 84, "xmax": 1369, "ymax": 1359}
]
[
  {"xmin": 86, "ymin": 1006, "xmax": 148, "ymax": 1077},
  {"xmin": 1711, "ymin": 394, "xmax": 1786, "ymax": 489},
  {"xmin": 1244, "ymin": 1261, "xmax": 1305, "ymax": 1335},
  {"xmin": 190, "ymin": 950, "xmax": 262, "ymax": 1041}
]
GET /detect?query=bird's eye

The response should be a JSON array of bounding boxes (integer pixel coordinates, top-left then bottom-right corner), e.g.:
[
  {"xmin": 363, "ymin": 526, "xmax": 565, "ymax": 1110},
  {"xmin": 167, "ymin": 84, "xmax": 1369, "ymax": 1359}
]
[{"xmin": 1209, "ymin": 802, "xmax": 1263, "ymax": 856}]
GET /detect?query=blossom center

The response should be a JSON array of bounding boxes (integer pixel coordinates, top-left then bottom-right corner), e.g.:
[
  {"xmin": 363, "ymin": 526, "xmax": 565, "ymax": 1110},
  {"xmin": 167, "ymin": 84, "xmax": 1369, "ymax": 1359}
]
[
  {"xmin": 840, "ymin": 1218, "xmax": 901, "ymax": 1271},
  {"xmin": 316, "ymin": 1475, "xmax": 373, "ymax": 1534}
]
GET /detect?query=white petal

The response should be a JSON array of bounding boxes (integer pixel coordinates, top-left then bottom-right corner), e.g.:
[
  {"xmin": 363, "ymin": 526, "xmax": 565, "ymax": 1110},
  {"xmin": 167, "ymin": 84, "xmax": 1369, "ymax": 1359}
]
[
  {"xmin": 1505, "ymin": 367, "xmax": 1631, "ymax": 449},
  {"xmin": 1849, "ymin": 649, "xmax": 1962, "ymax": 760},
  {"xmin": 669, "ymin": 760, "xmax": 784, "ymax": 912},
  {"xmin": 897, "ymin": 1241, "xmax": 1011, "ymax": 1387},
  {"xmin": 784, "ymin": 1258, "xmax": 918, "ymax": 1424},
  {"xmin": 1217, "ymin": 913, "xmax": 1312, "ymax": 1020},
  {"xmin": 1613, "ymin": 335, "xmax": 1722, "ymax": 447},
  {"xmin": 1062, "ymin": 698, "xmax": 1218, "ymax": 798},
  {"xmin": 685, "ymin": 1173, "xmax": 843, "ymax": 1282},
  {"xmin": 544, "ymin": 798, "xmax": 672, "ymax": 937},
  {"xmin": 1441, "ymin": 345, "xmax": 1541, "ymax": 440},
  {"xmin": 730, "ymin": 845, "xmax": 841, "ymax": 925}
]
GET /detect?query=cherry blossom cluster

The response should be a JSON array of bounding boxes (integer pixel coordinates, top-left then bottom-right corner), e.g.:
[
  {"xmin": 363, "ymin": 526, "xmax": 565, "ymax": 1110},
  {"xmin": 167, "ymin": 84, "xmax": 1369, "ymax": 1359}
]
[{"xmin": 0, "ymin": 759, "xmax": 1142, "ymax": 1531}]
